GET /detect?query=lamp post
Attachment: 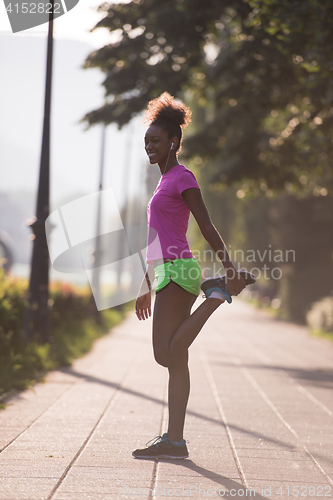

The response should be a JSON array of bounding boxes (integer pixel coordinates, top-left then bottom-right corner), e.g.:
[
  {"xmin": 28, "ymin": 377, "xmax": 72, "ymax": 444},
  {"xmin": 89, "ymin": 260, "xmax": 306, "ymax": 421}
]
[
  {"xmin": 90, "ymin": 123, "xmax": 106, "ymax": 321},
  {"xmin": 116, "ymin": 122, "xmax": 133, "ymax": 287},
  {"xmin": 23, "ymin": 0, "xmax": 54, "ymax": 343}
]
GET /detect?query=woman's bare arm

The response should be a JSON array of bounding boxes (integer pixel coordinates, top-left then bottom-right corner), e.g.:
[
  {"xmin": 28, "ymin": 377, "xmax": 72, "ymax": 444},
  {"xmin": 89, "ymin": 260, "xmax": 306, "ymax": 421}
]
[
  {"xmin": 181, "ymin": 188, "xmax": 245, "ymax": 296},
  {"xmin": 135, "ymin": 263, "xmax": 154, "ymax": 320}
]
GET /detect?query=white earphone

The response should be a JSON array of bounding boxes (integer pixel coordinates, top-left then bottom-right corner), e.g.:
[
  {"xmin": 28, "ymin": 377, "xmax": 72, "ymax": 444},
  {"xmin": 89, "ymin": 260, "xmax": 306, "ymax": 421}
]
[{"xmin": 163, "ymin": 142, "xmax": 175, "ymax": 175}]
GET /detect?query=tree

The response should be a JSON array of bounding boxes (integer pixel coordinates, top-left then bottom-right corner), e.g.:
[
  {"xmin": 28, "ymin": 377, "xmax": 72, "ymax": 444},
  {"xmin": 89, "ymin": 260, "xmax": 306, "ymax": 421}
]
[
  {"xmin": 81, "ymin": 0, "xmax": 333, "ymax": 194},
  {"xmin": 81, "ymin": 0, "xmax": 333, "ymax": 322}
]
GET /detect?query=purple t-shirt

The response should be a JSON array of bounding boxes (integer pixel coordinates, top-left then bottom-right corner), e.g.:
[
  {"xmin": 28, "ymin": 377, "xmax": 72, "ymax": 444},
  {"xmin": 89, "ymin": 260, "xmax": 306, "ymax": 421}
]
[{"xmin": 146, "ymin": 164, "xmax": 200, "ymax": 263}]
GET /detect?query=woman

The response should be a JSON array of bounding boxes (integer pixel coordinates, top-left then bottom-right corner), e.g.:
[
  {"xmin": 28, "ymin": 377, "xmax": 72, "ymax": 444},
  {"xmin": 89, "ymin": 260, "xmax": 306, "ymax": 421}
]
[{"xmin": 133, "ymin": 92, "xmax": 247, "ymax": 459}]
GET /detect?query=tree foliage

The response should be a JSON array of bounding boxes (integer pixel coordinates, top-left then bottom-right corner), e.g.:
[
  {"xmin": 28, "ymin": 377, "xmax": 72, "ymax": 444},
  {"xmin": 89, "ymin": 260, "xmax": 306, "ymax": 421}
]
[
  {"xmin": 80, "ymin": 0, "xmax": 333, "ymax": 323},
  {"xmin": 82, "ymin": 0, "xmax": 333, "ymax": 194}
]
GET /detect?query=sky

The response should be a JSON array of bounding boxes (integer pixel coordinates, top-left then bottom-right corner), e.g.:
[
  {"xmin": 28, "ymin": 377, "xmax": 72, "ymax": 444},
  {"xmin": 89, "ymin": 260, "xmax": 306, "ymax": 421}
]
[
  {"xmin": 0, "ymin": 0, "xmax": 150, "ymax": 208},
  {"xmin": 0, "ymin": 0, "xmax": 154, "ymax": 279}
]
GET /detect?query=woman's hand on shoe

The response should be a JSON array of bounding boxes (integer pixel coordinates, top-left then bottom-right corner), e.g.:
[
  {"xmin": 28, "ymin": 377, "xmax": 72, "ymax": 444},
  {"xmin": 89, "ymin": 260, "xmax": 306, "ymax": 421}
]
[
  {"xmin": 135, "ymin": 292, "xmax": 151, "ymax": 320},
  {"xmin": 225, "ymin": 266, "xmax": 246, "ymax": 296}
]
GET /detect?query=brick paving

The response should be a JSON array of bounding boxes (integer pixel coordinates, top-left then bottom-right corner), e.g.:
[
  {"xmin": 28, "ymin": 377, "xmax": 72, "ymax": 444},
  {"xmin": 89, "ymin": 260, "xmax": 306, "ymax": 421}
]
[{"xmin": 0, "ymin": 299, "xmax": 332, "ymax": 500}]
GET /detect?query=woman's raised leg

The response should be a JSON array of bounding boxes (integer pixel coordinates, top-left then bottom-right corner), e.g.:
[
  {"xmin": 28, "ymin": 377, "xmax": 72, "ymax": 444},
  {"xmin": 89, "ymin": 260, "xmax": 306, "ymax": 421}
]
[{"xmin": 153, "ymin": 281, "xmax": 222, "ymax": 368}]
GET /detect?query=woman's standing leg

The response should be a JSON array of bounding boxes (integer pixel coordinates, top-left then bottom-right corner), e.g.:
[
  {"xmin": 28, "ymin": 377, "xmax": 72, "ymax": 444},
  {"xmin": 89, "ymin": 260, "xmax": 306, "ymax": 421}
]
[
  {"xmin": 153, "ymin": 281, "xmax": 221, "ymax": 442},
  {"xmin": 167, "ymin": 350, "xmax": 190, "ymax": 442}
]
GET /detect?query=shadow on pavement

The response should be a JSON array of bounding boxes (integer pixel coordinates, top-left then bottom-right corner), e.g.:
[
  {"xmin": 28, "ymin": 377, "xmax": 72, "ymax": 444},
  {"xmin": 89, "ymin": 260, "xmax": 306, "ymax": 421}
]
[
  {"xmin": 181, "ymin": 460, "xmax": 269, "ymax": 500},
  {"xmin": 61, "ymin": 367, "xmax": 297, "ymax": 451},
  {"xmin": 210, "ymin": 360, "xmax": 333, "ymax": 390}
]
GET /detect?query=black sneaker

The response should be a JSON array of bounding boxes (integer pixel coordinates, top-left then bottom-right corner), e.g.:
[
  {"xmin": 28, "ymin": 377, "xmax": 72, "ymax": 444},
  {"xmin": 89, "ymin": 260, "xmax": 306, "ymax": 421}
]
[
  {"xmin": 201, "ymin": 270, "xmax": 256, "ymax": 303},
  {"xmin": 132, "ymin": 434, "xmax": 189, "ymax": 459}
]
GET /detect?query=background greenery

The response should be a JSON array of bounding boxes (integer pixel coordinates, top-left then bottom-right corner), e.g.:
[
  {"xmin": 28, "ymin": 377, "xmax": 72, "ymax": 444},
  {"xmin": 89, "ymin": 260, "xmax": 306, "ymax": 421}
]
[
  {"xmin": 0, "ymin": 269, "xmax": 128, "ymax": 404},
  {"xmin": 80, "ymin": 0, "xmax": 333, "ymax": 324}
]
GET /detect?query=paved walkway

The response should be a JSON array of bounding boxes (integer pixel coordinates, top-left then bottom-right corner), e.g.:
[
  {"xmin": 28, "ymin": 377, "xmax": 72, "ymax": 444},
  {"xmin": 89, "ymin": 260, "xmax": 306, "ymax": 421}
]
[{"xmin": 0, "ymin": 299, "xmax": 333, "ymax": 500}]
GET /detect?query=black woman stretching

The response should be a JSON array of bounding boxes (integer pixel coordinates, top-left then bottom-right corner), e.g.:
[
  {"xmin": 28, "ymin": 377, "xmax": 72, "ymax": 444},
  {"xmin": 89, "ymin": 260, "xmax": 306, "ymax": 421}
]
[{"xmin": 133, "ymin": 92, "xmax": 250, "ymax": 459}]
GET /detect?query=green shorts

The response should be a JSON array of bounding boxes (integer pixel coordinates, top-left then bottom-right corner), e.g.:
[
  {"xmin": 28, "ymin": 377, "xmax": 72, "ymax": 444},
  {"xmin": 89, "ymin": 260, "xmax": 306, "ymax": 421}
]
[{"xmin": 154, "ymin": 258, "xmax": 202, "ymax": 296}]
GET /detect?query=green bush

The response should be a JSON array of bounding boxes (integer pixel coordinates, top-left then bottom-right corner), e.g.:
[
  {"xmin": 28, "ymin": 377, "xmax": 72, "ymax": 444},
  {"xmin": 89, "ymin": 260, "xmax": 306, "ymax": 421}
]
[
  {"xmin": 51, "ymin": 308, "xmax": 123, "ymax": 366},
  {"xmin": 0, "ymin": 342, "xmax": 54, "ymax": 398},
  {"xmin": 50, "ymin": 281, "xmax": 92, "ymax": 328},
  {"xmin": 306, "ymin": 296, "xmax": 333, "ymax": 336},
  {"xmin": 0, "ymin": 269, "xmax": 129, "ymax": 402},
  {"xmin": 0, "ymin": 270, "xmax": 27, "ymax": 355}
]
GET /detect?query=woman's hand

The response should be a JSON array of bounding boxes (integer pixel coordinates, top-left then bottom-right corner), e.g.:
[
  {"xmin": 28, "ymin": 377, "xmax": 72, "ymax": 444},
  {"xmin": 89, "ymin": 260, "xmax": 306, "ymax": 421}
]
[
  {"xmin": 135, "ymin": 292, "xmax": 151, "ymax": 321},
  {"xmin": 225, "ymin": 266, "xmax": 246, "ymax": 296}
]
